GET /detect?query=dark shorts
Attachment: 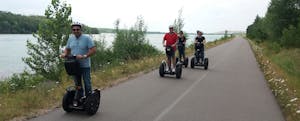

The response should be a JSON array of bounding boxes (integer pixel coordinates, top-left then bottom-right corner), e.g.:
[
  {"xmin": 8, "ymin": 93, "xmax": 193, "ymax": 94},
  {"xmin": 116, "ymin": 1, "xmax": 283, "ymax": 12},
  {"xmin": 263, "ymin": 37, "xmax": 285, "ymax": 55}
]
[{"xmin": 165, "ymin": 46, "xmax": 175, "ymax": 59}]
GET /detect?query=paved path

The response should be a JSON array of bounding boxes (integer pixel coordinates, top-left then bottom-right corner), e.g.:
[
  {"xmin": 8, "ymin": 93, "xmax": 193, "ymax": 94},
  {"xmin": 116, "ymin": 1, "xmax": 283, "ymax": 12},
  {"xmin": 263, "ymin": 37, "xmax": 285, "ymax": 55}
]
[{"xmin": 30, "ymin": 37, "xmax": 284, "ymax": 121}]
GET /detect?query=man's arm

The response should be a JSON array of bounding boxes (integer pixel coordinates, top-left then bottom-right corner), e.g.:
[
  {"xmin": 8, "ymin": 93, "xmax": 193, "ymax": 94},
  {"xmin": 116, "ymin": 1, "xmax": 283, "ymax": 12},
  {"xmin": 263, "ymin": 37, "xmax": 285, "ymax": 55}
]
[{"xmin": 86, "ymin": 46, "xmax": 96, "ymax": 57}]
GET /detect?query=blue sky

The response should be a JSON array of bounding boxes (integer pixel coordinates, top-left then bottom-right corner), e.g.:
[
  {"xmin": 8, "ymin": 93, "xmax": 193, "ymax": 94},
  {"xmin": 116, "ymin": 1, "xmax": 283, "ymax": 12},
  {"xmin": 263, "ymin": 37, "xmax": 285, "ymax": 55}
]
[{"xmin": 0, "ymin": 0, "xmax": 270, "ymax": 33}]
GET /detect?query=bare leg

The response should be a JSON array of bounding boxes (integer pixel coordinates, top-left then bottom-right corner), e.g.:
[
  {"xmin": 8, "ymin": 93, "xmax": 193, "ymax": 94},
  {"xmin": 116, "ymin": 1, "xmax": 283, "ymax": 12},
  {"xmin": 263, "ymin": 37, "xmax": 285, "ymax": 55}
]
[
  {"xmin": 167, "ymin": 56, "xmax": 171, "ymax": 71},
  {"xmin": 172, "ymin": 56, "xmax": 176, "ymax": 70}
]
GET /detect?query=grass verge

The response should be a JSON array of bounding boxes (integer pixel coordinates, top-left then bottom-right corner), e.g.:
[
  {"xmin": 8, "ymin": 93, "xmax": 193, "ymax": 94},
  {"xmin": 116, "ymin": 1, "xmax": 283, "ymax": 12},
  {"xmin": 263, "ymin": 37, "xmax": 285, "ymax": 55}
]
[
  {"xmin": 0, "ymin": 36, "xmax": 233, "ymax": 121},
  {"xmin": 247, "ymin": 38, "xmax": 300, "ymax": 121}
]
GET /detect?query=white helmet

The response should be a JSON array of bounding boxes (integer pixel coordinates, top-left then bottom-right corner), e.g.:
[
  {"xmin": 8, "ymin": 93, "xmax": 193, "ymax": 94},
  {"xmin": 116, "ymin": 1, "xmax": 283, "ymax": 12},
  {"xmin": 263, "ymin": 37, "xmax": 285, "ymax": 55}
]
[{"xmin": 71, "ymin": 22, "xmax": 82, "ymax": 28}]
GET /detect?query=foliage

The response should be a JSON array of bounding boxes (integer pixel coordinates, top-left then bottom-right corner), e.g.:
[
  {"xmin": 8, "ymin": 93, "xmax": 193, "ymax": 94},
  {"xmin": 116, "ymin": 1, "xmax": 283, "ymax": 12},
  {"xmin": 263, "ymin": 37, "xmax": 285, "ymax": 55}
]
[
  {"xmin": 91, "ymin": 36, "xmax": 115, "ymax": 71},
  {"xmin": 0, "ymin": 11, "xmax": 44, "ymax": 34},
  {"xmin": 0, "ymin": 10, "xmax": 99, "ymax": 34},
  {"xmin": 173, "ymin": 8, "xmax": 184, "ymax": 33},
  {"xmin": 113, "ymin": 16, "xmax": 159, "ymax": 61},
  {"xmin": 246, "ymin": 0, "xmax": 300, "ymax": 48},
  {"xmin": 22, "ymin": 0, "xmax": 72, "ymax": 81},
  {"xmin": 281, "ymin": 23, "xmax": 300, "ymax": 48},
  {"xmin": 0, "ymin": 71, "xmax": 44, "ymax": 93},
  {"xmin": 81, "ymin": 24, "xmax": 99, "ymax": 34},
  {"xmin": 173, "ymin": 8, "xmax": 190, "ymax": 42}
]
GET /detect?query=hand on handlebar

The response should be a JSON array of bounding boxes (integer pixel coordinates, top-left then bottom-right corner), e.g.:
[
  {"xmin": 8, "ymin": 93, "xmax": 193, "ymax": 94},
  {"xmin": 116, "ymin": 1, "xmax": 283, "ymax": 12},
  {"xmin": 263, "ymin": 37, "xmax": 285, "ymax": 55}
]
[
  {"xmin": 76, "ymin": 55, "xmax": 85, "ymax": 59},
  {"xmin": 60, "ymin": 53, "xmax": 66, "ymax": 58}
]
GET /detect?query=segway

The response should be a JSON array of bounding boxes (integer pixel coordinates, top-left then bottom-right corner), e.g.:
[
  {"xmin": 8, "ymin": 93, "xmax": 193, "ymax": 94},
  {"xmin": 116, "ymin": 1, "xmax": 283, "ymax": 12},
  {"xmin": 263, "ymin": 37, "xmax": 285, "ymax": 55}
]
[
  {"xmin": 190, "ymin": 45, "xmax": 209, "ymax": 70},
  {"xmin": 62, "ymin": 55, "xmax": 101, "ymax": 115},
  {"xmin": 176, "ymin": 57, "xmax": 188, "ymax": 68},
  {"xmin": 159, "ymin": 46, "xmax": 182, "ymax": 79}
]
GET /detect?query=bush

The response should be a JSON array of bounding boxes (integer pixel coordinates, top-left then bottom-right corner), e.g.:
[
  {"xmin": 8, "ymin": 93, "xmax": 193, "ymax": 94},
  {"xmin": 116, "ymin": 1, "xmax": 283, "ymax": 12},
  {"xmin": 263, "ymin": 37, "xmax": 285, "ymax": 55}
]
[
  {"xmin": 267, "ymin": 42, "xmax": 281, "ymax": 54},
  {"xmin": 113, "ymin": 16, "xmax": 159, "ymax": 61},
  {"xmin": 91, "ymin": 35, "xmax": 115, "ymax": 71},
  {"xmin": 281, "ymin": 23, "xmax": 300, "ymax": 48},
  {"xmin": 0, "ymin": 71, "xmax": 45, "ymax": 93}
]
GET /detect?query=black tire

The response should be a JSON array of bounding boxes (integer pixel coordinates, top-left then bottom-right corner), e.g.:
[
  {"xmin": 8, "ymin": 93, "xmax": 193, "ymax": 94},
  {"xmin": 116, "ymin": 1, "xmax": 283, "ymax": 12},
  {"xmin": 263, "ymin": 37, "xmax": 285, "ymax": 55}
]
[
  {"xmin": 176, "ymin": 57, "xmax": 179, "ymax": 63},
  {"xmin": 175, "ymin": 64, "xmax": 182, "ymax": 79},
  {"xmin": 85, "ymin": 90, "xmax": 101, "ymax": 115},
  {"xmin": 159, "ymin": 63, "xmax": 165, "ymax": 77},
  {"xmin": 62, "ymin": 91, "xmax": 75, "ymax": 113},
  {"xmin": 191, "ymin": 57, "xmax": 195, "ymax": 68},
  {"xmin": 184, "ymin": 58, "xmax": 188, "ymax": 68},
  {"xmin": 204, "ymin": 58, "xmax": 209, "ymax": 70}
]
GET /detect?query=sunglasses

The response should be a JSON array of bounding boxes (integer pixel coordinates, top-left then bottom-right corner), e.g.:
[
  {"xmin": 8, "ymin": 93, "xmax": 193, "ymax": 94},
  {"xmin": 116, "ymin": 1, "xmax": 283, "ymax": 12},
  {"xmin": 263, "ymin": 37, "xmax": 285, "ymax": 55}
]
[{"xmin": 72, "ymin": 29, "xmax": 80, "ymax": 31}]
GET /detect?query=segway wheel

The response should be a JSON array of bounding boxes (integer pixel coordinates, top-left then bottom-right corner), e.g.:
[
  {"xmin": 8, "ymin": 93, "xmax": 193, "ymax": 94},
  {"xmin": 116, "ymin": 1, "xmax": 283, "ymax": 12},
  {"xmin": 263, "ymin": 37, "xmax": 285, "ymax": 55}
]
[
  {"xmin": 176, "ymin": 57, "xmax": 179, "ymax": 63},
  {"xmin": 85, "ymin": 89, "xmax": 101, "ymax": 115},
  {"xmin": 191, "ymin": 57, "xmax": 195, "ymax": 68},
  {"xmin": 204, "ymin": 58, "xmax": 209, "ymax": 70},
  {"xmin": 175, "ymin": 64, "xmax": 182, "ymax": 79},
  {"xmin": 159, "ymin": 63, "xmax": 165, "ymax": 77},
  {"xmin": 62, "ymin": 91, "xmax": 75, "ymax": 113},
  {"xmin": 184, "ymin": 58, "xmax": 188, "ymax": 68}
]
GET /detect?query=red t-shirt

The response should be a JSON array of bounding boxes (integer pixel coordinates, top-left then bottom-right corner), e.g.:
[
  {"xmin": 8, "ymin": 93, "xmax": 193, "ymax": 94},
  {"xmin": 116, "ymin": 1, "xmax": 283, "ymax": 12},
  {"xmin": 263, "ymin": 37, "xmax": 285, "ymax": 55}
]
[{"xmin": 163, "ymin": 32, "xmax": 178, "ymax": 50}]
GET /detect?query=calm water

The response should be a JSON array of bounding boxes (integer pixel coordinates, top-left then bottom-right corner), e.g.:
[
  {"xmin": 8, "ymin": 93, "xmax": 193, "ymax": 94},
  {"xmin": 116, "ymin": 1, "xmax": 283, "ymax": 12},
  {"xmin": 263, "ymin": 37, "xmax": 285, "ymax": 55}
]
[{"xmin": 0, "ymin": 33, "xmax": 223, "ymax": 79}]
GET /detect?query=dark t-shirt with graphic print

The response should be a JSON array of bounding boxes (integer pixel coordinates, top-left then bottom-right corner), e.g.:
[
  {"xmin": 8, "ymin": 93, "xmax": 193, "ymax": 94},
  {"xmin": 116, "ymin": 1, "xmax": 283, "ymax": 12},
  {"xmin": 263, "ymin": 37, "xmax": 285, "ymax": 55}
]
[
  {"xmin": 178, "ymin": 36, "xmax": 186, "ymax": 47},
  {"xmin": 195, "ymin": 36, "xmax": 205, "ymax": 48}
]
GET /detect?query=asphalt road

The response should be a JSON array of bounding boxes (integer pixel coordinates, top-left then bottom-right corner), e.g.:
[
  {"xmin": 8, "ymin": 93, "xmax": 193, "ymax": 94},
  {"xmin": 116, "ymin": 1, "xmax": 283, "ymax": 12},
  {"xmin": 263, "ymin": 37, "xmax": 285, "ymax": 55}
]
[{"xmin": 30, "ymin": 37, "xmax": 284, "ymax": 121}]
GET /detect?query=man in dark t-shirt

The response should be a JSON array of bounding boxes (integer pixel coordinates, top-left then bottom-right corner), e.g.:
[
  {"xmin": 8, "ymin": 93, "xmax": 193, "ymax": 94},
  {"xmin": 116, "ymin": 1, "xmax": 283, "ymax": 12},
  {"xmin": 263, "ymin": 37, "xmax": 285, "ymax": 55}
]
[{"xmin": 194, "ymin": 30, "xmax": 206, "ymax": 63}]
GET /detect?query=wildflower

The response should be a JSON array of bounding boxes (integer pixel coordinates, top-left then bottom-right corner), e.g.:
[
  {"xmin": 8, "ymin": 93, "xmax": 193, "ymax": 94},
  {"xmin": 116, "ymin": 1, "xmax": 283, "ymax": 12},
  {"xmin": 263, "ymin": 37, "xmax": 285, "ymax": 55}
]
[{"xmin": 290, "ymin": 98, "xmax": 298, "ymax": 102}]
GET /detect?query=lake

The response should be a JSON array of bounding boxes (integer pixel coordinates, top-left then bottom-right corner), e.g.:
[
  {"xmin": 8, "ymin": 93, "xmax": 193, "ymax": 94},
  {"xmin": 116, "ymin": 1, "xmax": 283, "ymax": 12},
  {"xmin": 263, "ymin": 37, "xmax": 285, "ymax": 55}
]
[{"xmin": 0, "ymin": 33, "xmax": 224, "ymax": 79}]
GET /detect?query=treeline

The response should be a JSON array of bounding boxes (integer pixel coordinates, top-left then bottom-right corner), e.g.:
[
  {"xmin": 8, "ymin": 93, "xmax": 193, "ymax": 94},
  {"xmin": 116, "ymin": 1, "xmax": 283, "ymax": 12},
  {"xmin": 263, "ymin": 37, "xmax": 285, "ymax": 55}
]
[
  {"xmin": 246, "ymin": 0, "xmax": 300, "ymax": 48},
  {"xmin": 0, "ymin": 11, "xmax": 44, "ymax": 33},
  {"xmin": 0, "ymin": 11, "xmax": 99, "ymax": 34}
]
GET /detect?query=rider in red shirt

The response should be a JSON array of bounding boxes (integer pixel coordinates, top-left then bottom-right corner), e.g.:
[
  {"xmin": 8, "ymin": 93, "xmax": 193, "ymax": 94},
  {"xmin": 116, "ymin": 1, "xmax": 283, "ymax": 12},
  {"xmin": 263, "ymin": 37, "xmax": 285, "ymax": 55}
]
[{"xmin": 162, "ymin": 25, "xmax": 178, "ymax": 72}]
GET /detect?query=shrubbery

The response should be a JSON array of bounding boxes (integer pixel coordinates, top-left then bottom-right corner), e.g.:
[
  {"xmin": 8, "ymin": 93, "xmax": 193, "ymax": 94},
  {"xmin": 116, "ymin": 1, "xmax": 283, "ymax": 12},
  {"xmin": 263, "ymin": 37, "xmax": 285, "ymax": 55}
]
[
  {"xmin": 0, "ymin": 71, "xmax": 44, "ymax": 93},
  {"xmin": 113, "ymin": 16, "xmax": 159, "ymax": 61},
  {"xmin": 91, "ymin": 16, "xmax": 159, "ymax": 72}
]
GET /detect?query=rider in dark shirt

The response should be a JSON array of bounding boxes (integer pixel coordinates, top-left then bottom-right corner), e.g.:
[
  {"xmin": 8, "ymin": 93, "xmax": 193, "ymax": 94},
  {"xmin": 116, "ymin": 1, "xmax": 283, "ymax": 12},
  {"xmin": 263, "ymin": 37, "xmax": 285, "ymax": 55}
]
[
  {"xmin": 194, "ymin": 30, "xmax": 206, "ymax": 63},
  {"xmin": 177, "ymin": 31, "xmax": 186, "ymax": 62}
]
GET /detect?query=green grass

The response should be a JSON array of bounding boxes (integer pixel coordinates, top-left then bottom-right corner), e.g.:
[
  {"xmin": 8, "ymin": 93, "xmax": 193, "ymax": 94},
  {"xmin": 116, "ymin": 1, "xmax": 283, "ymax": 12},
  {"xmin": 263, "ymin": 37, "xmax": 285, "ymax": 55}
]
[
  {"xmin": 0, "ymin": 36, "xmax": 233, "ymax": 121},
  {"xmin": 248, "ymin": 39, "xmax": 300, "ymax": 121}
]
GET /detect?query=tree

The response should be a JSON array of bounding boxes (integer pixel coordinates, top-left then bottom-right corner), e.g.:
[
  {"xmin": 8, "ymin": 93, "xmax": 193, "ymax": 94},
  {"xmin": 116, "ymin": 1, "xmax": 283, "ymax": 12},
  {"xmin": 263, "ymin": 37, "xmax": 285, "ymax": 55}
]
[
  {"xmin": 23, "ymin": 0, "xmax": 72, "ymax": 81},
  {"xmin": 264, "ymin": 0, "xmax": 300, "ymax": 41},
  {"xmin": 246, "ymin": 15, "xmax": 267, "ymax": 40},
  {"xmin": 173, "ymin": 8, "xmax": 184, "ymax": 33}
]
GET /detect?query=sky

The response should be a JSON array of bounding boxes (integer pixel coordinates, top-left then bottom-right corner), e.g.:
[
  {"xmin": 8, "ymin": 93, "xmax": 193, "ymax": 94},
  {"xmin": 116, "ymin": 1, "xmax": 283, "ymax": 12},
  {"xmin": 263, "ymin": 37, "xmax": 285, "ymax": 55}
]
[{"xmin": 0, "ymin": 0, "xmax": 271, "ymax": 33}]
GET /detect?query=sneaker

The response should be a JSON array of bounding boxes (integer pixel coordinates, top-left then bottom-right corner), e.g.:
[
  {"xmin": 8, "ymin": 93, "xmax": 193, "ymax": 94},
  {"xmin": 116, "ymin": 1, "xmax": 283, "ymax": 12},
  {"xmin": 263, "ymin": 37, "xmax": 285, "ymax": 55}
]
[
  {"xmin": 166, "ymin": 68, "xmax": 169, "ymax": 72},
  {"xmin": 172, "ymin": 68, "xmax": 175, "ymax": 72}
]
